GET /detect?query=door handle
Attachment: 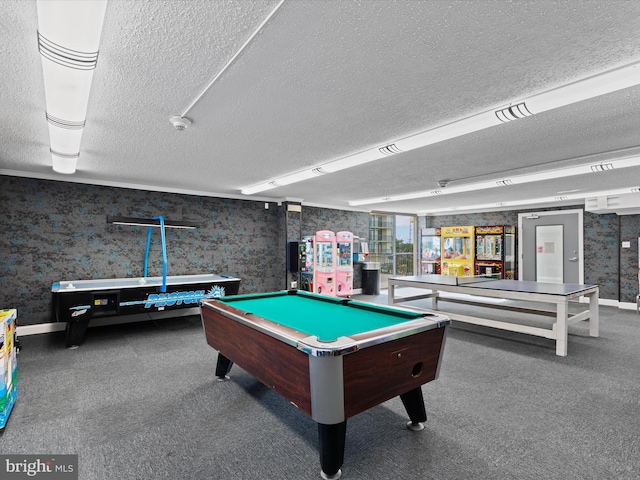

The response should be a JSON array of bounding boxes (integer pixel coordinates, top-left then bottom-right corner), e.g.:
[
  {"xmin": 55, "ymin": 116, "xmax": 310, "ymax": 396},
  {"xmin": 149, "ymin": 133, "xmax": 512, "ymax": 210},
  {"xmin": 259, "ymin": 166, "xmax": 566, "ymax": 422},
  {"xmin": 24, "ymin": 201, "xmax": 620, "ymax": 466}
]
[{"xmin": 568, "ymin": 257, "xmax": 578, "ymax": 262}]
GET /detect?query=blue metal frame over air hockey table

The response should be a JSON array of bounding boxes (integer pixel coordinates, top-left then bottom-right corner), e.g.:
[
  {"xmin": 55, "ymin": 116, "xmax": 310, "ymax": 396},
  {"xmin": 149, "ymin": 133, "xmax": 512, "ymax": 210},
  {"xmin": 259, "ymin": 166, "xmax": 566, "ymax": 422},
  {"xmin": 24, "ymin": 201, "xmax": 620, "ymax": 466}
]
[{"xmin": 51, "ymin": 215, "xmax": 240, "ymax": 347}]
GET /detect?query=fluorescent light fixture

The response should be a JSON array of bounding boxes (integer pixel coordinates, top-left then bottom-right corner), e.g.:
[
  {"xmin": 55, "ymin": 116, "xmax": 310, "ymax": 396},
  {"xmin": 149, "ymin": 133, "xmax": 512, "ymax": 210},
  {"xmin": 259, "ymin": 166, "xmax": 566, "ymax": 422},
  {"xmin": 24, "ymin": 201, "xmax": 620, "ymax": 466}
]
[
  {"xmin": 417, "ymin": 186, "xmax": 640, "ymax": 215},
  {"xmin": 240, "ymin": 59, "xmax": 640, "ymax": 195},
  {"xmin": 37, "ymin": 0, "xmax": 108, "ymax": 174},
  {"xmin": 240, "ymin": 166, "xmax": 327, "ymax": 195},
  {"xmin": 525, "ymin": 62, "xmax": 640, "ymax": 113},
  {"xmin": 349, "ymin": 155, "xmax": 640, "ymax": 206}
]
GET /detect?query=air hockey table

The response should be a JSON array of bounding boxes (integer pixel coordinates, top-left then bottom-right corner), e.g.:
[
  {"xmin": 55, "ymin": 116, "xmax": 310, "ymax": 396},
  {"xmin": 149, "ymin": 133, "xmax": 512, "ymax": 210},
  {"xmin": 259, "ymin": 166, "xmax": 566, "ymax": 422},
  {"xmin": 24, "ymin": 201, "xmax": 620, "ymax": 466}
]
[
  {"xmin": 52, "ymin": 273, "xmax": 241, "ymax": 347},
  {"xmin": 388, "ymin": 274, "xmax": 599, "ymax": 356}
]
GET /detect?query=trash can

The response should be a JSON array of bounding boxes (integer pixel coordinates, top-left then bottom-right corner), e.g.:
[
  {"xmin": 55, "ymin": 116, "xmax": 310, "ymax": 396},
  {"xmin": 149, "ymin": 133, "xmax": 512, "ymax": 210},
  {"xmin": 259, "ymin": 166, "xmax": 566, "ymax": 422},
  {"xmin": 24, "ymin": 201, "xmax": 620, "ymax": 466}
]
[{"xmin": 362, "ymin": 262, "xmax": 381, "ymax": 295}]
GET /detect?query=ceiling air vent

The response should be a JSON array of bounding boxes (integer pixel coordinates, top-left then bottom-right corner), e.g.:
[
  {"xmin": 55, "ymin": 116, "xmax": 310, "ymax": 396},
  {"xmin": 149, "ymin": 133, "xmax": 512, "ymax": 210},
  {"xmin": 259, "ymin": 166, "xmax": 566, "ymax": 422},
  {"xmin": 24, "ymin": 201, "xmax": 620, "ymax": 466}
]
[
  {"xmin": 590, "ymin": 163, "xmax": 614, "ymax": 172},
  {"xmin": 379, "ymin": 144, "xmax": 402, "ymax": 155},
  {"xmin": 496, "ymin": 179, "xmax": 513, "ymax": 187},
  {"xmin": 495, "ymin": 102, "xmax": 533, "ymax": 122},
  {"xmin": 312, "ymin": 167, "xmax": 327, "ymax": 175}
]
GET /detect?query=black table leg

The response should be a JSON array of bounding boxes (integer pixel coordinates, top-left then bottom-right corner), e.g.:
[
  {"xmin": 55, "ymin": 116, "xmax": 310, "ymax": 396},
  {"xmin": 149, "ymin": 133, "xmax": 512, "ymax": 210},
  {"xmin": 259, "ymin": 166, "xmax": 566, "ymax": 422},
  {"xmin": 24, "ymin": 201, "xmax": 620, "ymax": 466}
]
[
  {"xmin": 215, "ymin": 353, "xmax": 234, "ymax": 380},
  {"xmin": 400, "ymin": 386, "xmax": 427, "ymax": 431},
  {"xmin": 318, "ymin": 420, "xmax": 347, "ymax": 479},
  {"xmin": 65, "ymin": 319, "xmax": 90, "ymax": 348}
]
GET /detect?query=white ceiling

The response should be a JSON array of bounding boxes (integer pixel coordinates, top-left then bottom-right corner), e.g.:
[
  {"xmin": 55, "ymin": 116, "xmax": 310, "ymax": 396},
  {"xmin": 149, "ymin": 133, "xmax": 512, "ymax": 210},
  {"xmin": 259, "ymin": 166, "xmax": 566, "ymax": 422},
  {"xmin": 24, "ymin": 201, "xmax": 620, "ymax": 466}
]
[{"xmin": 3, "ymin": 0, "xmax": 640, "ymax": 215}]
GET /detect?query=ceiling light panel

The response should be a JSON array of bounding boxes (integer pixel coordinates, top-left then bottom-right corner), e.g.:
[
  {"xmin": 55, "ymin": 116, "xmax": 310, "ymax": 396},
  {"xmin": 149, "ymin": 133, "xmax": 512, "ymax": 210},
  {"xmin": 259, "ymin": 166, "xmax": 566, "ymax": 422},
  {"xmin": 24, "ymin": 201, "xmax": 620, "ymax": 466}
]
[{"xmin": 37, "ymin": 0, "xmax": 108, "ymax": 174}]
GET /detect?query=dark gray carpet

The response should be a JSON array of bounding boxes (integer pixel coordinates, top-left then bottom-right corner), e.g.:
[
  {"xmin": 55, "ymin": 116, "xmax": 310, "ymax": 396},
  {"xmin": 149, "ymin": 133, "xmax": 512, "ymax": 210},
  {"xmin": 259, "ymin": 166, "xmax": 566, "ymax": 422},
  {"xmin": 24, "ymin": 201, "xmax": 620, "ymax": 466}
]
[{"xmin": 1, "ymin": 294, "xmax": 639, "ymax": 480}]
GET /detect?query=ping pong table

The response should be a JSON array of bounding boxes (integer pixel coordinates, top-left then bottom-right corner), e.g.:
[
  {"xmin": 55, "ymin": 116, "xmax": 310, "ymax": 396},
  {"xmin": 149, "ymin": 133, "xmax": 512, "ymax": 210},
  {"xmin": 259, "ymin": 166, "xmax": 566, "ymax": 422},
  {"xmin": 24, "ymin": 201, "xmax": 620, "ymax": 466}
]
[{"xmin": 387, "ymin": 275, "xmax": 599, "ymax": 356}]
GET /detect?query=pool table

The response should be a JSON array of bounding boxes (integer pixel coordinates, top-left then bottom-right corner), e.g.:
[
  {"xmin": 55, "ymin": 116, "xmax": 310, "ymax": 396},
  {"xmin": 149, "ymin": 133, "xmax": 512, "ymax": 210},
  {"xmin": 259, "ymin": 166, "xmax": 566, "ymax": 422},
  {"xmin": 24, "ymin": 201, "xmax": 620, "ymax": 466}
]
[{"xmin": 200, "ymin": 290, "xmax": 450, "ymax": 479}]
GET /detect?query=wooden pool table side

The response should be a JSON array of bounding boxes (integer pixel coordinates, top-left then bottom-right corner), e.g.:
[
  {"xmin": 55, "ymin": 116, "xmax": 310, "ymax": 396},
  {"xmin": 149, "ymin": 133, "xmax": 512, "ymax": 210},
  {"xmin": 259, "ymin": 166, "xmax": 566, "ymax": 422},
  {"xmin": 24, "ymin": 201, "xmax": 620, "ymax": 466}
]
[
  {"xmin": 201, "ymin": 299, "xmax": 315, "ymax": 416},
  {"xmin": 341, "ymin": 327, "xmax": 446, "ymax": 419}
]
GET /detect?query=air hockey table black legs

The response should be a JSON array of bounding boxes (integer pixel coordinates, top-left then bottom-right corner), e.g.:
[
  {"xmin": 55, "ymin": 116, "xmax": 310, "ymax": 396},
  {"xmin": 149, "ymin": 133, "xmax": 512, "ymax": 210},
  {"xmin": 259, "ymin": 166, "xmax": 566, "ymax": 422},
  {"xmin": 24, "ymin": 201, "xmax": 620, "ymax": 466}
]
[{"xmin": 65, "ymin": 319, "xmax": 90, "ymax": 348}]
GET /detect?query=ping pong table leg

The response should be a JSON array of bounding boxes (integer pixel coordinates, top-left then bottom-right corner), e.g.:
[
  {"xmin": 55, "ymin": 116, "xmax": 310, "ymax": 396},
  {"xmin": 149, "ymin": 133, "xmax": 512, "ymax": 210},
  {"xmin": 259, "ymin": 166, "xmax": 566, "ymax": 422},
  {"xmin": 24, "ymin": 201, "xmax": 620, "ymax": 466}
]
[
  {"xmin": 588, "ymin": 290, "xmax": 599, "ymax": 337},
  {"xmin": 556, "ymin": 302, "xmax": 568, "ymax": 356}
]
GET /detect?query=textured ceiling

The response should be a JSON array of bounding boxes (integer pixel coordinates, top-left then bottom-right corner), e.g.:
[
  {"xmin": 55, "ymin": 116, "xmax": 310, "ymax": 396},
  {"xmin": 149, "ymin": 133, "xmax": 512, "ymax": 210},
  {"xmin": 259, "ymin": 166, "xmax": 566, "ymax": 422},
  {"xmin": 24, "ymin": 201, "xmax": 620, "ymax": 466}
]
[{"xmin": 2, "ymin": 0, "xmax": 640, "ymax": 214}]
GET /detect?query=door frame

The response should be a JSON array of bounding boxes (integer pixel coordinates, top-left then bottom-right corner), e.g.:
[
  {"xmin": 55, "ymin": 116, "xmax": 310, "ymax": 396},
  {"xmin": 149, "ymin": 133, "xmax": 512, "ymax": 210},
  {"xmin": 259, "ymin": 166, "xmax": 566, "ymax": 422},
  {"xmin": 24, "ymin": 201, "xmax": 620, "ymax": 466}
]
[{"xmin": 517, "ymin": 209, "xmax": 584, "ymax": 283}]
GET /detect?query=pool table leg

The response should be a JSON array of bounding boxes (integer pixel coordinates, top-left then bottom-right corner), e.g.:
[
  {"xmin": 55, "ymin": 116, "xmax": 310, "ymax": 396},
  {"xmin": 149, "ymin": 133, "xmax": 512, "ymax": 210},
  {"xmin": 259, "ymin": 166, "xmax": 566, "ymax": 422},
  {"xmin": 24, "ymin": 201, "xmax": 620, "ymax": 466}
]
[
  {"xmin": 215, "ymin": 353, "xmax": 234, "ymax": 381},
  {"xmin": 400, "ymin": 386, "xmax": 427, "ymax": 431},
  {"xmin": 318, "ymin": 420, "xmax": 346, "ymax": 480}
]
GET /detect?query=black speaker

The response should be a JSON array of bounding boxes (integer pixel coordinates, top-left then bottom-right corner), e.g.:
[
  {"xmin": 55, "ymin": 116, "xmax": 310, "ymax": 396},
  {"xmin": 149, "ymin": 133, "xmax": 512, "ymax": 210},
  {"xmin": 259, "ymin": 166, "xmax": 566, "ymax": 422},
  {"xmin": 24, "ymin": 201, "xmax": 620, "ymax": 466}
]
[{"xmin": 287, "ymin": 241, "xmax": 300, "ymax": 272}]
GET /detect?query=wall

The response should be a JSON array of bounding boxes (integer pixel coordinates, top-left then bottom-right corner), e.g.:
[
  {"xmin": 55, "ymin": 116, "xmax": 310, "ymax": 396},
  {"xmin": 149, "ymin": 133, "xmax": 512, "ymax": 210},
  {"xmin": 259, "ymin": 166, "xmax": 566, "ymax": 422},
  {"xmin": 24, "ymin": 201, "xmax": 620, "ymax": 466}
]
[
  {"xmin": 619, "ymin": 215, "xmax": 640, "ymax": 302},
  {"xmin": 301, "ymin": 205, "xmax": 370, "ymax": 238},
  {"xmin": 0, "ymin": 176, "xmax": 285, "ymax": 325},
  {"xmin": 423, "ymin": 206, "xmax": 639, "ymax": 302}
]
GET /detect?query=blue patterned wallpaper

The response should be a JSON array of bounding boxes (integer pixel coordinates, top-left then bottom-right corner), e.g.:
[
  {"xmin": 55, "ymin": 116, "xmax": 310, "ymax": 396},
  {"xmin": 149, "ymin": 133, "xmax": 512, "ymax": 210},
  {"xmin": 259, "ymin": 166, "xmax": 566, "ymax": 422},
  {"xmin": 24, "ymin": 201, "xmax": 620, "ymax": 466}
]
[
  {"xmin": 424, "ymin": 207, "xmax": 638, "ymax": 302},
  {"xmin": 2, "ymin": 175, "xmax": 637, "ymax": 327},
  {"xmin": 0, "ymin": 176, "xmax": 285, "ymax": 325},
  {"xmin": 619, "ymin": 215, "xmax": 639, "ymax": 302}
]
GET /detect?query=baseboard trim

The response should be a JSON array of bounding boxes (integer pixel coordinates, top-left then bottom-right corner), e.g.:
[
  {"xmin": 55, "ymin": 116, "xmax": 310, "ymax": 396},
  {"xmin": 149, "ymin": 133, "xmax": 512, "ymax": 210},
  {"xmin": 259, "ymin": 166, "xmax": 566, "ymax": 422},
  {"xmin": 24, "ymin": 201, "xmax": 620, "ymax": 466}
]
[{"xmin": 16, "ymin": 307, "xmax": 201, "ymax": 337}]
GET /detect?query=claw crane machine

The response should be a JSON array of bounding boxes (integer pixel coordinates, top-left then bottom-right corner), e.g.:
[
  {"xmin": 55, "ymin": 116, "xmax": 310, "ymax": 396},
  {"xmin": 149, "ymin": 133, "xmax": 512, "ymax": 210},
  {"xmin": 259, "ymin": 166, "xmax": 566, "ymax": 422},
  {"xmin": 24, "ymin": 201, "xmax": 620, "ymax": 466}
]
[
  {"xmin": 300, "ymin": 235, "xmax": 314, "ymax": 292},
  {"xmin": 475, "ymin": 225, "xmax": 516, "ymax": 278},
  {"xmin": 314, "ymin": 230, "xmax": 337, "ymax": 296},
  {"xmin": 441, "ymin": 226, "xmax": 474, "ymax": 276},
  {"xmin": 336, "ymin": 231, "xmax": 353, "ymax": 296},
  {"xmin": 419, "ymin": 227, "xmax": 441, "ymax": 275}
]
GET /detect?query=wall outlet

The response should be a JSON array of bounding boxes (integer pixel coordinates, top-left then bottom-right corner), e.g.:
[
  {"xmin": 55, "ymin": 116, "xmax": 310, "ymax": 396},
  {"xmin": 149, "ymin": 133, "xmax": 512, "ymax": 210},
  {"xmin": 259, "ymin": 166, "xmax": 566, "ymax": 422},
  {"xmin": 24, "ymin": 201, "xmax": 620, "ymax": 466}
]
[{"xmin": 290, "ymin": 281, "xmax": 298, "ymax": 289}]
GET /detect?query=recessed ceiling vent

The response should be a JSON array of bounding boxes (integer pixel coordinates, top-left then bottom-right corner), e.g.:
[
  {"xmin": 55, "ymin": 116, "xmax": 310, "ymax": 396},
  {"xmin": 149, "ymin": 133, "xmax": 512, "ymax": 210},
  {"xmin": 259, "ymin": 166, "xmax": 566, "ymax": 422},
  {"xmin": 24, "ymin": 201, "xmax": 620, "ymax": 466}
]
[
  {"xmin": 379, "ymin": 144, "xmax": 402, "ymax": 155},
  {"xmin": 590, "ymin": 163, "xmax": 614, "ymax": 172},
  {"xmin": 38, "ymin": 31, "xmax": 99, "ymax": 70},
  {"xmin": 312, "ymin": 167, "xmax": 327, "ymax": 175},
  {"xmin": 496, "ymin": 179, "xmax": 514, "ymax": 187},
  {"xmin": 495, "ymin": 102, "xmax": 533, "ymax": 122},
  {"xmin": 46, "ymin": 113, "xmax": 85, "ymax": 129}
]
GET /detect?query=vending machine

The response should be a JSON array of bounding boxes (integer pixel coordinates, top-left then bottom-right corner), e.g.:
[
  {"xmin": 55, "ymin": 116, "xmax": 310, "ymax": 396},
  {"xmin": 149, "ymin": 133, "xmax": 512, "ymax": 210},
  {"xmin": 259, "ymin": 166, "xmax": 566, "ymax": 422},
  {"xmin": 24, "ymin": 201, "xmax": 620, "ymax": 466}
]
[
  {"xmin": 336, "ymin": 231, "xmax": 353, "ymax": 296},
  {"xmin": 314, "ymin": 230, "xmax": 336, "ymax": 296},
  {"xmin": 441, "ymin": 225, "xmax": 475, "ymax": 276},
  {"xmin": 419, "ymin": 227, "xmax": 441, "ymax": 275},
  {"xmin": 475, "ymin": 225, "xmax": 516, "ymax": 279},
  {"xmin": 300, "ymin": 236, "xmax": 314, "ymax": 292}
]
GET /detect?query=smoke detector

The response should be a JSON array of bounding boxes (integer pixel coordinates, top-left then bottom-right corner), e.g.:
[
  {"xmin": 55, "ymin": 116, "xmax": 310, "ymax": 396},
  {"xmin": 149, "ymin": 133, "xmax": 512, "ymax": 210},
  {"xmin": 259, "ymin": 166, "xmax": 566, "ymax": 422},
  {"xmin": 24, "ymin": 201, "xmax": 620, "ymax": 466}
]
[
  {"xmin": 170, "ymin": 115, "xmax": 191, "ymax": 131},
  {"xmin": 437, "ymin": 180, "xmax": 449, "ymax": 188}
]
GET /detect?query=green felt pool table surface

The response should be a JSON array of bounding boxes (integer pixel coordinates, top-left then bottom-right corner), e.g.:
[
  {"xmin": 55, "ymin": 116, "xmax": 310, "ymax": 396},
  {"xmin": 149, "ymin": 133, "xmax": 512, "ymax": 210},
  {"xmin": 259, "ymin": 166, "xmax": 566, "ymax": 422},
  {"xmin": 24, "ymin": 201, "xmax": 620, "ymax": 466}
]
[{"xmin": 218, "ymin": 291, "xmax": 425, "ymax": 342}]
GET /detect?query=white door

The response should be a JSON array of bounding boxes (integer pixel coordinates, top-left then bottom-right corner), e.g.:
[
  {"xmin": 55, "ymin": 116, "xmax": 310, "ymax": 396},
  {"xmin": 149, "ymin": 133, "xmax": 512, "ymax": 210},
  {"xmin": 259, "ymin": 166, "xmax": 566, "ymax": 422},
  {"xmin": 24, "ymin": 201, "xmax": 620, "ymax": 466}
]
[{"xmin": 518, "ymin": 209, "xmax": 583, "ymax": 284}]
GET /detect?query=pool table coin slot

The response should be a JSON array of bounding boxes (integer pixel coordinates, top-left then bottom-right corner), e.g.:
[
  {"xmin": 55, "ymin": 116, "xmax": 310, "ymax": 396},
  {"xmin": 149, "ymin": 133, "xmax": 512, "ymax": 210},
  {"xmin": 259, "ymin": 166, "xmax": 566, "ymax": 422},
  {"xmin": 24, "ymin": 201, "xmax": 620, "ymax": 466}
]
[{"xmin": 390, "ymin": 348, "xmax": 407, "ymax": 364}]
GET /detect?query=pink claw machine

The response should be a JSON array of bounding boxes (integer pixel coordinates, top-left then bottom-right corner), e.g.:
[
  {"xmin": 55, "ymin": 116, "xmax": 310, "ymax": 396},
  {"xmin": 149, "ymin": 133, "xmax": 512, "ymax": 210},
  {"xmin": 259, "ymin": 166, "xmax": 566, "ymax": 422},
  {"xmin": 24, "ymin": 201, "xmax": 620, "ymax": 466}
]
[{"xmin": 314, "ymin": 230, "xmax": 337, "ymax": 296}]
